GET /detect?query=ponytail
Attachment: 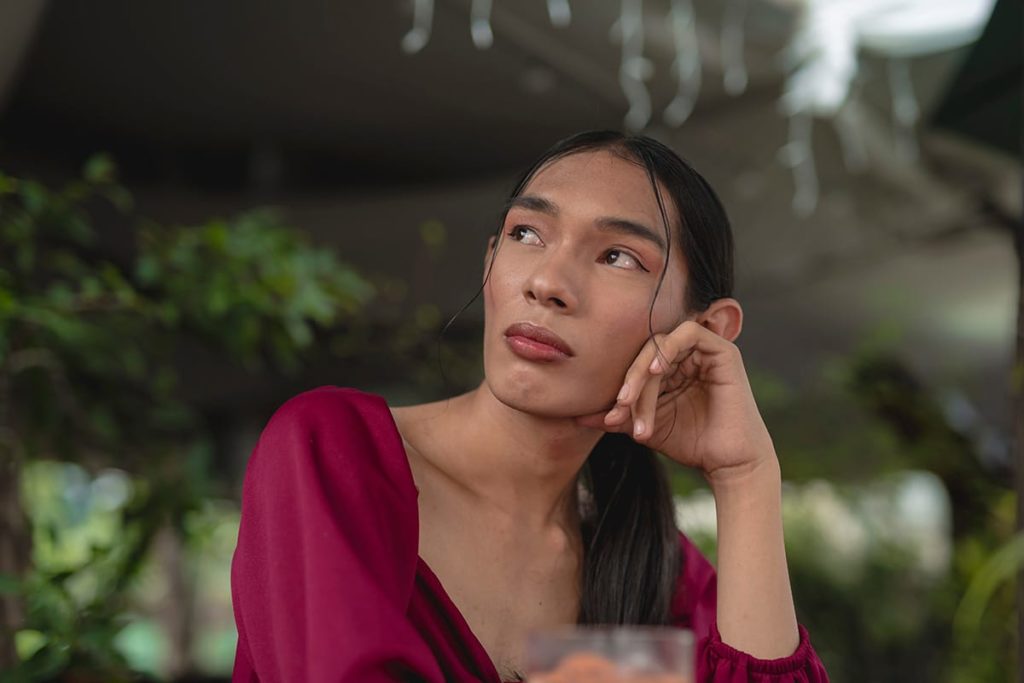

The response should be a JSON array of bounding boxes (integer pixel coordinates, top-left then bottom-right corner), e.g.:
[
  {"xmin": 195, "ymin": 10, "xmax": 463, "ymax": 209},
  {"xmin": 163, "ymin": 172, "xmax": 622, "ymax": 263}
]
[{"xmin": 578, "ymin": 433, "xmax": 681, "ymax": 625}]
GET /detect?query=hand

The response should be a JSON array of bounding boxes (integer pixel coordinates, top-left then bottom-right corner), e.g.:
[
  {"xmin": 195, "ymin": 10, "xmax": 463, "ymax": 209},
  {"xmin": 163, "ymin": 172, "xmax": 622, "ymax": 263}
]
[{"xmin": 575, "ymin": 320, "xmax": 776, "ymax": 481}]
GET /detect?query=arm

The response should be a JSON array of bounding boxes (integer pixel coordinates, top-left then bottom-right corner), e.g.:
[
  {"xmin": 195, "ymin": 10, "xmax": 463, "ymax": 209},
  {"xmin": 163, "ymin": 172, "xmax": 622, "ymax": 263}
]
[
  {"xmin": 231, "ymin": 388, "xmax": 444, "ymax": 683},
  {"xmin": 579, "ymin": 314, "xmax": 831, "ymax": 679},
  {"xmin": 710, "ymin": 455, "xmax": 798, "ymax": 658},
  {"xmin": 673, "ymin": 532, "xmax": 827, "ymax": 682}
]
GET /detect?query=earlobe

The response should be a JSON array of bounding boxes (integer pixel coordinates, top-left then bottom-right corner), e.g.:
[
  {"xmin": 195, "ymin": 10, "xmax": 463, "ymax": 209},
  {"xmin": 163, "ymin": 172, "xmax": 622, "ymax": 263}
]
[{"xmin": 697, "ymin": 298, "xmax": 743, "ymax": 342}]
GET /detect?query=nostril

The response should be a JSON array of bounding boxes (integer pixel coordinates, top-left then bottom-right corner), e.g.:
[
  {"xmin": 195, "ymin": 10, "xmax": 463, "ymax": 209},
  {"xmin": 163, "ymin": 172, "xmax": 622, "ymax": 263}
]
[{"xmin": 551, "ymin": 297, "xmax": 567, "ymax": 308}]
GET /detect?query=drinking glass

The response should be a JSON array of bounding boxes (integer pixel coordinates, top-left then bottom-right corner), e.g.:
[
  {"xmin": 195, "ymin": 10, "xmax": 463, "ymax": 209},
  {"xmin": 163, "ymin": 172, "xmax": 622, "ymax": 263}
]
[{"xmin": 525, "ymin": 626, "xmax": 694, "ymax": 682}]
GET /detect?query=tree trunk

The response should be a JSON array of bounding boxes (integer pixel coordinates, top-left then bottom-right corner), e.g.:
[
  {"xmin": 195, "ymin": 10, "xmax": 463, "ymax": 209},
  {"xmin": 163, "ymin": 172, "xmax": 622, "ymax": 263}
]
[{"xmin": 155, "ymin": 523, "xmax": 197, "ymax": 679}]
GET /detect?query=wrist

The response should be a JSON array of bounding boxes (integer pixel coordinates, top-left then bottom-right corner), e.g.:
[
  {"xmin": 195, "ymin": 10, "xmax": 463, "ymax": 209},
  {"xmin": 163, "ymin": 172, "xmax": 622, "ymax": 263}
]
[{"xmin": 706, "ymin": 451, "xmax": 781, "ymax": 498}]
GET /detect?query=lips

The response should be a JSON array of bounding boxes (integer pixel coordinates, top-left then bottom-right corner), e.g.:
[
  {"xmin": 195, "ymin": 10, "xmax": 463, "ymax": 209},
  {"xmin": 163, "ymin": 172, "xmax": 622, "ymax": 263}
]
[{"xmin": 503, "ymin": 322, "xmax": 574, "ymax": 360}]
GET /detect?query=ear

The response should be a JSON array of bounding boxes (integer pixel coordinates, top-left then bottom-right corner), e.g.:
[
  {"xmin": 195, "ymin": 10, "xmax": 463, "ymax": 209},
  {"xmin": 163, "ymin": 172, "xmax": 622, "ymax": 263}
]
[{"xmin": 694, "ymin": 297, "xmax": 743, "ymax": 342}]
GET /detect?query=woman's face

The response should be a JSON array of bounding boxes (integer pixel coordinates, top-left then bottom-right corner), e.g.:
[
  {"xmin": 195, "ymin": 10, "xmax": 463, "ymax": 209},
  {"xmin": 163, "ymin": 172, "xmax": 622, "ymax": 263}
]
[{"xmin": 482, "ymin": 149, "xmax": 690, "ymax": 418}]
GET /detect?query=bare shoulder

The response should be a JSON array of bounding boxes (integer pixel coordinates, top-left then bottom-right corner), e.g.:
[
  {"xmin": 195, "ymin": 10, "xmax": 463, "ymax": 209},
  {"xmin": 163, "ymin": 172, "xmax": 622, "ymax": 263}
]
[{"xmin": 389, "ymin": 397, "xmax": 462, "ymax": 490}]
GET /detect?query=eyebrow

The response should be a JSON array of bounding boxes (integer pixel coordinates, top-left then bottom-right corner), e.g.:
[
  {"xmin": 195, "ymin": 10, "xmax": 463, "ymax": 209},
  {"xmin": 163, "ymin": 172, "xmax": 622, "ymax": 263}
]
[{"xmin": 508, "ymin": 195, "xmax": 667, "ymax": 252}]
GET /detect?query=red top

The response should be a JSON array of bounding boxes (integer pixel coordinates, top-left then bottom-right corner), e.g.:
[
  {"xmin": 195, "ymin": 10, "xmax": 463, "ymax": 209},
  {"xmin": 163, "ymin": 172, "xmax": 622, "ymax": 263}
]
[{"xmin": 231, "ymin": 386, "xmax": 829, "ymax": 682}]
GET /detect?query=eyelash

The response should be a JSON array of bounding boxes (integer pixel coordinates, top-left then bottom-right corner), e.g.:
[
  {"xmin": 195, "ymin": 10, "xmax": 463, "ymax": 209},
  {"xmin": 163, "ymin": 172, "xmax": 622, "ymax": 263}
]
[
  {"xmin": 601, "ymin": 249, "xmax": 648, "ymax": 272},
  {"xmin": 505, "ymin": 225, "xmax": 649, "ymax": 272}
]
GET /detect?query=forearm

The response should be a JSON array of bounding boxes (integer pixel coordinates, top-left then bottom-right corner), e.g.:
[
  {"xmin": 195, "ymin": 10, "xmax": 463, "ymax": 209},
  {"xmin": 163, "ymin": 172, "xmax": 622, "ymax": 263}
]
[{"xmin": 710, "ymin": 454, "xmax": 799, "ymax": 659}]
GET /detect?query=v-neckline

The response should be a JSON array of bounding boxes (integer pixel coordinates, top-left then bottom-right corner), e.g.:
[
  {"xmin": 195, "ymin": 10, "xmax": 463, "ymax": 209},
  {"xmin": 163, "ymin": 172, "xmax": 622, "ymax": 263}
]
[{"xmin": 382, "ymin": 401, "xmax": 509, "ymax": 683}]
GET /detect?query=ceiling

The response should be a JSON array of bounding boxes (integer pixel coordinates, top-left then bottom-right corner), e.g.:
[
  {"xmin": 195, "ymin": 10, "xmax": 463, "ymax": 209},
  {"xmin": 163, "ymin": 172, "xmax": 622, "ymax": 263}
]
[
  {"xmin": 2, "ymin": 0, "xmax": 798, "ymax": 185},
  {"xmin": 0, "ymin": 0, "xmax": 1018, "ymax": 437}
]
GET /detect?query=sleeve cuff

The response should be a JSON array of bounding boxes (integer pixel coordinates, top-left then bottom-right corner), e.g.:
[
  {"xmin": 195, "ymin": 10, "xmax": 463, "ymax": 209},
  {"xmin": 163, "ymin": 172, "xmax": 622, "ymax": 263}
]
[{"xmin": 703, "ymin": 622, "xmax": 816, "ymax": 675}]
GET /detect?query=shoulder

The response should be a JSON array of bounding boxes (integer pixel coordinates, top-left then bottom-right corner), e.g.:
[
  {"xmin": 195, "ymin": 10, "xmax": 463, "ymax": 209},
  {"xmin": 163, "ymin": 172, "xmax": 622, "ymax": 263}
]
[
  {"xmin": 255, "ymin": 385, "xmax": 398, "ymax": 454},
  {"xmin": 246, "ymin": 385, "xmax": 409, "ymax": 489},
  {"xmin": 264, "ymin": 385, "xmax": 388, "ymax": 434}
]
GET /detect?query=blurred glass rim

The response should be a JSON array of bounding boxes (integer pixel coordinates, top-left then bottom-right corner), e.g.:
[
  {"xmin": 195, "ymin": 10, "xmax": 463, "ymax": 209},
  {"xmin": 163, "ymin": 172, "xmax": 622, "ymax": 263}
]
[{"xmin": 526, "ymin": 625, "xmax": 695, "ymax": 647}]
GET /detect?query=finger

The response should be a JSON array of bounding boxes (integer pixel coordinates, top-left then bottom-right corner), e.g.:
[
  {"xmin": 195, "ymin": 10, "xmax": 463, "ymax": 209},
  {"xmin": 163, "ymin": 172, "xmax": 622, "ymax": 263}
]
[
  {"xmin": 618, "ymin": 322, "xmax": 734, "ymax": 405},
  {"xmin": 603, "ymin": 403, "xmax": 630, "ymax": 426},
  {"xmin": 631, "ymin": 373, "xmax": 661, "ymax": 441},
  {"xmin": 616, "ymin": 333, "xmax": 669, "ymax": 406},
  {"xmin": 659, "ymin": 371, "xmax": 687, "ymax": 397},
  {"xmin": 668, "ymin": 321, "xmax": 735, "ymax": 365},
  {"xmin": 575, "ymin": 411, "xmax": 610, "ymax": 430},
  {"xmin": 655, "ymin": 322, "xmax": 740, "ymax": 387},
  {"xmin": 575, "ymin": 405, "xmax": 631, "ymax": 432}
]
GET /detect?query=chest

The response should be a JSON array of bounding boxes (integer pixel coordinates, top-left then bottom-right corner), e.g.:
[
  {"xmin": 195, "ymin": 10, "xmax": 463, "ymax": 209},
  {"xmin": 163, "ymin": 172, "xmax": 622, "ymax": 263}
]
[
  {"xmin": 415, "ymin": 507, "xmax": 581, "ymax": 679},
  {"xmin": 420, "ymin": 535, "xmax": 580, "ymax": 682}
]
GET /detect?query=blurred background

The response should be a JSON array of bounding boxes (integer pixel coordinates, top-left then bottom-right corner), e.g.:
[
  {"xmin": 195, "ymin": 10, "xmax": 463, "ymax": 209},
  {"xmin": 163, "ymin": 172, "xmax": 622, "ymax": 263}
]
[{"xmin": 0, "ymin": 0, "xmax": 1019, "ymax": 681}]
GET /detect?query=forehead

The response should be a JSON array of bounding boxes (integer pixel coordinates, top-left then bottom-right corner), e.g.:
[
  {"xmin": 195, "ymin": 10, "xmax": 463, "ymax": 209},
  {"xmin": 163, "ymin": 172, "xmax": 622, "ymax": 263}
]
[{"xmin": 519, "ymin": 150, "xmax": 681, "ymax": 233}]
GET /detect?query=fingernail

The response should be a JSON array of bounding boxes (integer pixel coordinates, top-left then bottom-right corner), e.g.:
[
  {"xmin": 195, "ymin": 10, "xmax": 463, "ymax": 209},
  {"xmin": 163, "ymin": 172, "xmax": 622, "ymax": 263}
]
[
  {"xmin": 633, "ymin": 419, "xmax": 645, "ymax": 437},
  {"xmin": 649, "ymin": 357, "xmax": 661, "ymax": 373},
  {"xmin": 617, "ymin": 383, "xmax": 629, "ymax": 401}
]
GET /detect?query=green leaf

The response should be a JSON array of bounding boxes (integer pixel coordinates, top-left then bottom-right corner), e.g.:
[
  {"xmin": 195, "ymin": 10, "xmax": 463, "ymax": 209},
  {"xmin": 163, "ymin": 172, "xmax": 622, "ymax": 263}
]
[
  {"xmin": 285, "ymin": 317, "xmax": 312, "ymax": 347},
  {"xmin": 83, "ymin": 154, "xmax": 117, "ymax": 185},
  {"xmin": 103, "ymin": 186, "xmax": 134, "ymax": 213},
  {"xmin": 135, "ymin": 255, "xmax": 160, "ymax": 286},
  {"xmin": 0, "ymin": 172, "xmax": 18, "ymax": 195},
  {"xmin": 14, "ymin": 629, "xmax": 46, "ymax": 661},
  {"xmin": 0, "ymin": 286, "xmax": 16, "ymax": 315},
  {"xmin": 63, "ymin": 214, "xmax": 95, "ymax": 245},
  {"xmin": 14, "ymin": 641, "xmax": 71, "ymax": 680},
  {"xmin": 19, "ymin": 181, "xmax": 48, "ymax": 215}
]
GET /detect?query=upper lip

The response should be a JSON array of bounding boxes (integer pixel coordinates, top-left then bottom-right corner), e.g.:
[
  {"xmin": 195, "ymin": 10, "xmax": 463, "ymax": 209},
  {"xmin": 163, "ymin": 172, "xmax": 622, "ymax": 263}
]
[{"xmin": 504, "ymin": 322, "xmax": 575, "ymax": 356}]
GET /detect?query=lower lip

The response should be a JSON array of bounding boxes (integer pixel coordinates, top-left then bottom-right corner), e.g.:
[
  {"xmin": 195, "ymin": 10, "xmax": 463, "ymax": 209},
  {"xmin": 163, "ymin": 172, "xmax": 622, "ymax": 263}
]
[{"xmin": 504, "ymin": 335, "xmax": 571, "ymax": 362}]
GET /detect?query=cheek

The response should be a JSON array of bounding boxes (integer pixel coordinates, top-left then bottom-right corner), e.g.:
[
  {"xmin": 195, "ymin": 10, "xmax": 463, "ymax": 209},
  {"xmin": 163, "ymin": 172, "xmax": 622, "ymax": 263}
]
[
  {"xmin": 650, "ymin": 269, "xmax": 688, "ymax": 332},
  {"xmin": 483, "ymin": 259, "xmax": 518, "ymax": 308},
  {"xmin": 586, "ymin": 278, "xmax": 685, "ymax": 375},
  {"xmin": 588, "ymin": 291, "xmax": 657, "ymax": 367},
  {"xmin": 482, "ymin": 253, "xmax": 529, "ymax": 334}
]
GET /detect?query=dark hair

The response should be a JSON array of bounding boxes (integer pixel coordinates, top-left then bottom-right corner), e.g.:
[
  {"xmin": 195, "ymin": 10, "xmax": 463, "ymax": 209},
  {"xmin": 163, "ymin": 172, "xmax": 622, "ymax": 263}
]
[{"xmin": 494, "ymin": 131, "xmax": 736, "ymax": 626}]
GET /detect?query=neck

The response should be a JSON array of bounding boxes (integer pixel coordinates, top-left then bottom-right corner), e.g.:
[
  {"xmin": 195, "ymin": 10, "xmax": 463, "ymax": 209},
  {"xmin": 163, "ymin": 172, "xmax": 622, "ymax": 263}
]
[{"xmin": 435, "ymin": 382, "xmax": 603, "ymax": 533}]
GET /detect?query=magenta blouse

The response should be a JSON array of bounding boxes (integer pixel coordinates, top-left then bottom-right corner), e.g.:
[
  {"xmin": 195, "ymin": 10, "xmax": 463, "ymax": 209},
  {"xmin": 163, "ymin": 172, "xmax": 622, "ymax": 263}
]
[{"xmin": 231, "ymin": 386, "xmax": 829, "ymax": 682}]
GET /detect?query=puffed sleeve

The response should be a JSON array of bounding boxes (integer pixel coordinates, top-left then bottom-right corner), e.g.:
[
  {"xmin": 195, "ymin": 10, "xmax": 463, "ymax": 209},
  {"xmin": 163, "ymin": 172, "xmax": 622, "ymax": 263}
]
[
  {"xmin": 672, "ymin": 533, "xmax": 830, "ymax": 682},
  {"xmin": 230, "ymin": 387, "xmax": 445, "ymax": 682}
]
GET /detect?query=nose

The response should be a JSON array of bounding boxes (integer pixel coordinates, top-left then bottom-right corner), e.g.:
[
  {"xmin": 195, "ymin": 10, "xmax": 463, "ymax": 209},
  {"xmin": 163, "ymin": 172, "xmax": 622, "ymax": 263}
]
[{"xmin": 522, "ymin": 250, "xmax": 579, "ymax": 312}]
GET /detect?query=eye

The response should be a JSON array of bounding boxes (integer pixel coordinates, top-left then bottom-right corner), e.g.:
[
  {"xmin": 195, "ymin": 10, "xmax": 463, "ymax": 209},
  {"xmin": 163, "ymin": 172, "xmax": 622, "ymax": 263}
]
[
  {"xmin": 602, "ymin": 249, "xmax": 647, "ymax": 271},
  {"xmin": 507, "ymin": 225, "xmax": 543, "ymax": 246}
]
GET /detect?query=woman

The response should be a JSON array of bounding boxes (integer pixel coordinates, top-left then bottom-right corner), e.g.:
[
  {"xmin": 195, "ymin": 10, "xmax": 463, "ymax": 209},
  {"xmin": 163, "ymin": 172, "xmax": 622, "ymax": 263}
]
[{"xmin": 231, "ymin": 131, "xmax": 829, "ymax": 682}]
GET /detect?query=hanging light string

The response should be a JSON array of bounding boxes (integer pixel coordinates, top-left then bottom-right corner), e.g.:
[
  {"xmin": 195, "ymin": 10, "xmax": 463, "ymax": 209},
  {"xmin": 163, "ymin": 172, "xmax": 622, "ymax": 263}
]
[
  {"xmin": 401, "ymin": 0, "xmax": 434, "ymax": 54},
  {"xmin": 887, "ymin": 58, "xmax": 919, "ymax": 162},
  {"xmin": 618, "ymin": 0, "xmax": 653, "ymax": 131},
  {"xmin": 547, "ymin": 0, "xmax": 572, "ymax": 27},
  {"xmin": 399, "ymin": 0, "xmax": 996, "ymax": 216},
  {"xmin": 663, "ymin": 0, "xmax": 701, "ymax": 127},
  {"xmin": 776, "ymin": 112, "xmax": 818, "ymax": 216},
  {"xmin": 721, "ymin": 0, "xmax": 748, "ymax": 96},
  {"xmin": 471, "ymin": 0, "xmax": 495, "ymax": 49}
]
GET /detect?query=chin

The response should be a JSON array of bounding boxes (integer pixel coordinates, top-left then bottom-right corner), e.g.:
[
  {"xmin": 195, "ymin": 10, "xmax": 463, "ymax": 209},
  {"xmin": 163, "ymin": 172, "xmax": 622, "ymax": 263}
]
[{"xmin": 485, "ymin": 367, "xmax": 613, "ymax": 420}]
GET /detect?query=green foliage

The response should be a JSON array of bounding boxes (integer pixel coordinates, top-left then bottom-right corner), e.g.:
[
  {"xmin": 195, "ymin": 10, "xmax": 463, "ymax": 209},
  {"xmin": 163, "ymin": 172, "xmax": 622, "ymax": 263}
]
[
  {"xmin": 749, "ymin": 350, "xmax": 1013, "ymax": 682},
  {"xmin": 134, "ymin": 211, "xmax": 372, "ymax": 371},
  {"xmin": 674, "ymin": 343, "xmax": 1015, "ymax": 683},
  {"xmin": 0, "ymin": 156, "xmax": 375, "ymax": 680}
]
